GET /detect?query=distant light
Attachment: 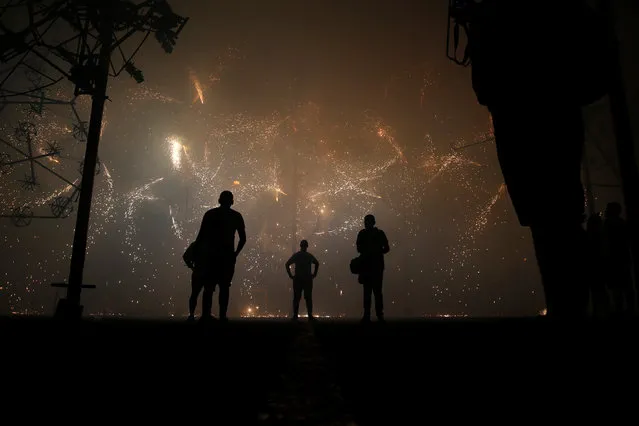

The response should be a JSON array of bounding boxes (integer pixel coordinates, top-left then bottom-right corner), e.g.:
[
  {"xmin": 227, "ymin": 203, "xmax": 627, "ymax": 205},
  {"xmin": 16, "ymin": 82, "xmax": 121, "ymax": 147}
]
[
  {"xmin": 167, "ymin": 136, "xmax": 182, "ymax": 170},
  {"xmin": 233, "ymin": 180, "xmax": 240, "ymax": 185}
]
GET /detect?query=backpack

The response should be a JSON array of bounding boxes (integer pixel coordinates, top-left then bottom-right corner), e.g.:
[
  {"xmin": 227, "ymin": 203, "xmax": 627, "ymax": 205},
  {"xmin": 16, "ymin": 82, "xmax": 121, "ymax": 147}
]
[
  {"xmin": 183, "ymin": 241, "xmax": 197, "ymax": 269},
  {"xmin": 350, "ymin": 256, "xmax": 362, "ymax": 274}
]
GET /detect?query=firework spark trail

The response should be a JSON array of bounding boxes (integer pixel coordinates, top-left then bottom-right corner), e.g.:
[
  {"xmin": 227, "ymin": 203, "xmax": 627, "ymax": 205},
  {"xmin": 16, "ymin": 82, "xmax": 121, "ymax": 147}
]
[
  {"xmin": 190, "ymin": 69, "xmax": 205, "ymax": 104},
  {"xmin": 32, "ymin": 181, "xmax": 78, "ymax": 208},
  {"xmin": 128, "ymin": 86, "xmax": 181, "ymax": 104},
  {"xmin": 124, "ymin": 177, "xmax": 164, "ymax": 264},
  {"xmin": 85, "ymin": 166, "xmax": 117, "ymax": 250},
  {"xmin": 425, "ymin": 154, "xmax": 482, "ymax": 184},
  {"xmin": 270, "ymin": 159, "xmax": 285, "ymax": 202},
  {"xmin": 307, "ymin": 119, "xmax": 402, "ymax": 204},
  {"xmin": 376, "ymin": 126, "xmax": 406, "ymax": 163},
  {"xmin": 168, "ymin": 205, "xmax": 183, "ymax": 240},
  {"xmin": 469, "ymin": 183, "xmax": 507, "ymax": 235},
  {"xmin": 309, "ymin": 167, "xmax": 383, "ymax": 202},
  {"xmin": 101, "ymin": 164, "xmax": 115, "ymax": 220},
  {"xmin": 444, "ymin": 182, "xmax": 507, "ymax": 301}
]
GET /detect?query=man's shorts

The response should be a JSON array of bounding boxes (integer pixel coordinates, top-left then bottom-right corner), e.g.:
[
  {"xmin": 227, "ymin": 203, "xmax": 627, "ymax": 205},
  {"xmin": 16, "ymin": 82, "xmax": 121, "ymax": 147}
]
[
  {"xmin": 193, "ymin": 253, "xmax": 236, "ymax": 289},
  {"xmin": 293, "ymin": 277, "xmax": 313, "ymax": 297}
]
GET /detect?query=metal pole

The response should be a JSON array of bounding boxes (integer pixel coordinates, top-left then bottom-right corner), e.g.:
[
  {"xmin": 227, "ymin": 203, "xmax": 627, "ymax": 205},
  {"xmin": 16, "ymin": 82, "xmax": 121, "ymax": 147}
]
[
  {"xmin": 598, "ymin": 0, "xmax": 639, "ymax": 284},
  {"xmin": 55, "ymin": 13, "xmax": 112, "ymax": 319}
]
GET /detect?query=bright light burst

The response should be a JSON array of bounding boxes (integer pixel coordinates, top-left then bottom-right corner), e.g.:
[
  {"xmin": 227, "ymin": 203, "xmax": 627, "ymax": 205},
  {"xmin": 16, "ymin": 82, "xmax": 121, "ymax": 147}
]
[{"xmin": 167, "ymin": 136, "xmax": 183, "ymax": 170}]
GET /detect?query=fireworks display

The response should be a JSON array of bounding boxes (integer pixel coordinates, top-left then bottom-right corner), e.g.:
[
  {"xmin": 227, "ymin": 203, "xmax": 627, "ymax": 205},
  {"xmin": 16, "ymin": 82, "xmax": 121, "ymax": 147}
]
[{"xmin": 0, "ymin": 1, "xmax": 544, "ymax": 317}]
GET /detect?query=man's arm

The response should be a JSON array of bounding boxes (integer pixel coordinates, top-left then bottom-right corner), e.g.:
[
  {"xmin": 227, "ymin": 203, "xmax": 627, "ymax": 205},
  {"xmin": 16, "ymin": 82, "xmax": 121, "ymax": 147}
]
[
  {"xmin": 312, "ymin": 255, "xmax": 319, "ymax": 278},
  {"xmin": 195, "ymin": 211, "xmax": 209, "ymax": 243},
  {"xmin": 235, "ymin": 214, "xmax": 247, "ymax": 257},
  {"xmin": 356, "ymin": 231, "xmax": 363, "ymax": 254},
  {"xmin": 285, "ymin": 255, "xmax": 295, "ymax": 279},
  {"xmin": 380, "ymin": 230, "xmax": 390, "ymax": 254}
]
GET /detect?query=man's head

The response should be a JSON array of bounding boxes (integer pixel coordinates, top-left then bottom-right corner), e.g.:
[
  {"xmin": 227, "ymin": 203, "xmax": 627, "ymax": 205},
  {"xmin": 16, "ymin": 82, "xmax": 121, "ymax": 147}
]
[
  {"xmin": 219, "ymin": 190, "xmax": 234, "ymax": 207},
  {"xmin": 364, "ymin": 214, "xmax": 375, "ymax": 230},
  {"xmin": 300, "ymin": 239, "xmax": 309, "ymax": 251},
  {"xmin": 605, "ymin": 201, "xmax": 622, "ymax": 218}
]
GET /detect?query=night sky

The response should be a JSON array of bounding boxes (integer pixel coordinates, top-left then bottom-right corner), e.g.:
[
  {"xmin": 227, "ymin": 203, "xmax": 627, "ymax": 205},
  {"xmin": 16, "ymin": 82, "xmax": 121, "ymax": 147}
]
[{"xmin": 1, "ymin": 0, "xmax": 636, "ymax": 318}]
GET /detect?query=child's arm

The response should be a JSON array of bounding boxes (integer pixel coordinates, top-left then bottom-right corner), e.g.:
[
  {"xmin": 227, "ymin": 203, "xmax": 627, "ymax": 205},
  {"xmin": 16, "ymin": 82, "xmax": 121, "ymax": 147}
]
[{"xmin": 183, "ymin": 242, "xmax": 196, "ymax": 269}]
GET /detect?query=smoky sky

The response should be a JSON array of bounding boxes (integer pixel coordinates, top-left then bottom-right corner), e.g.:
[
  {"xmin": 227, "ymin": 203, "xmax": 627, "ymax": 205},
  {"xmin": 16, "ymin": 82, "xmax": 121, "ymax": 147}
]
[{"xmin": 2, "ymin": 0, "xmax": 637, "ymax": 317}]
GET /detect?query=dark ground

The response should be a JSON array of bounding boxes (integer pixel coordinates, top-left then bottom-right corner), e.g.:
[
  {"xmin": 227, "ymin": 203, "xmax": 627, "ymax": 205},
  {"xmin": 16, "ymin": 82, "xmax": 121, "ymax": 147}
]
[{"xmin": 1, "ymin": 316, "xmax": 637, "ymax": 424}]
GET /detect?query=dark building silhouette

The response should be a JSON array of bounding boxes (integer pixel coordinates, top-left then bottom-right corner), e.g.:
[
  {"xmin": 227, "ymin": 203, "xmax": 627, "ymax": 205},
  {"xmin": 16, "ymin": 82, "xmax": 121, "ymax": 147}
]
[{"xmin": 465, "ymin": 0, "xmax": 609, "ymax": 317}]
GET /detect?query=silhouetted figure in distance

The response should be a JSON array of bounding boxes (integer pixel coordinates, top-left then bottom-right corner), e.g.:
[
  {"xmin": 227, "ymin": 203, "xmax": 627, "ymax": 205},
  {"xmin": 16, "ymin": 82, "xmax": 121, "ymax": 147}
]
[
  {"xmin": 465, "ymin": 0, "xmax": 609, "ymax": 318},
  {"xmin": 603, "ymin": 202, "xmax": 634, "ymax": 316},
  {"xmin": 586, "ymin": 213, "xmax": 609, "ymax": 317},
  {"xmin": 357, "ymin": 214, "xmax": 390, "ymax": 323},
  {"xmin": 191, "ymin": 190, "xmax": 246, "ymax": 322},
  {"xmin": 286, "ymin": 239, "xmax": 319, "ymax": 321}
]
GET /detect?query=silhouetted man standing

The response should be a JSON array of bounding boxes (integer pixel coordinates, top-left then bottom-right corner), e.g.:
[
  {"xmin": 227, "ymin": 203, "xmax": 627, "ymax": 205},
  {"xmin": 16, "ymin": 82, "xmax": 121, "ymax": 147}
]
[
  {"xmin": 192, "ymin": 190, "xmax": 246, "ymax": 322},
  {"xmin": 357, "ymin": 214, "xmax": 390, "ymax": 322},
  {"xmin": 286, "ymin": 239, "xmax": 319, "ymax": 320},
  {"xmin": 464, "ymin": 1, "xmax": 609, "ymax": 317}
]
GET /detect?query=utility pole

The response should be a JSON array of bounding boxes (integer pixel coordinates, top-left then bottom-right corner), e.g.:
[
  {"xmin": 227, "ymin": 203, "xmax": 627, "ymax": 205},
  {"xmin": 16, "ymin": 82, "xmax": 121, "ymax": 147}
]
[
  {"xmin": 597, "ymin": 0, "xmax": 639, "ymax": 283},
  {"xmin": 0, "ymin": 1, "xmax": 188, "ymax": 319},
  {"xmin": 56, "ymin": 14, "xmax": 112, "ymax": 319}
]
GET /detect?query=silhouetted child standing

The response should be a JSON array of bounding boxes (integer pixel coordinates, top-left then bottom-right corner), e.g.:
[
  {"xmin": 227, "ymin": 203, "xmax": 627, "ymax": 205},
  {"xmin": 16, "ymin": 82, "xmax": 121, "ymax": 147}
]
[
  {"xmin": 183, "ymin": 241, "xmax": 205, "ymax": 322},
  {"xmin": 286, "ymin": 240, "xmax": 319, "ymax": 321}
]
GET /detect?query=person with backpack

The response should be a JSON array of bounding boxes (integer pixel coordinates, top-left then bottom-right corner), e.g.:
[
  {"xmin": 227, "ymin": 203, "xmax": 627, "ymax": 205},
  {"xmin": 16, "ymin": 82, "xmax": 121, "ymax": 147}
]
[
  {"xmin": 356, "ymin": 214, "xmax": 390, "ymax": 323},
  {"xmin": 184, "ymin": 190, "xmax": 246, "ymax": 322}
]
